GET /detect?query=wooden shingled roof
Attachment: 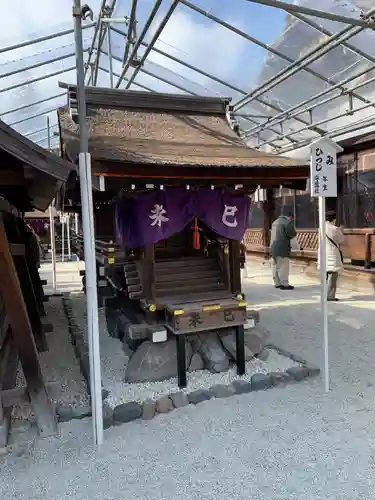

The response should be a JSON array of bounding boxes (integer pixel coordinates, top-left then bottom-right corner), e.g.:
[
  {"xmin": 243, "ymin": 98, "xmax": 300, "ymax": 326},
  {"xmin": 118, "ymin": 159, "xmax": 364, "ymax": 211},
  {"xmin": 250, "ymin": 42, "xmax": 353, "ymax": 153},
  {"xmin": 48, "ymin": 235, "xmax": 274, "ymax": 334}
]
[
  {"xmin": 0, "ymin": 119, "xmax": 74, "ymax": 182},
  {"xmin": 0, "ymin": 119, "xmax": 75, "ymax": 211},
  {"xmin": 57, "ymin": 86, "xmax": 307, "ymax": 171}
]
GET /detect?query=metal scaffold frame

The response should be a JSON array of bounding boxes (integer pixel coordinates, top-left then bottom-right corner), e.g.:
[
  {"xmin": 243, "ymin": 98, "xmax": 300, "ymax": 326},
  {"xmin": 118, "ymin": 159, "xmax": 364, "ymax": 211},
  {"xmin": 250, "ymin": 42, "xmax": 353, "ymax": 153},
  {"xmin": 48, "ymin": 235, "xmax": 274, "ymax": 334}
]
[{"xmin": 3, "ymin": 0, "xmax": 375, "ymax": 153}]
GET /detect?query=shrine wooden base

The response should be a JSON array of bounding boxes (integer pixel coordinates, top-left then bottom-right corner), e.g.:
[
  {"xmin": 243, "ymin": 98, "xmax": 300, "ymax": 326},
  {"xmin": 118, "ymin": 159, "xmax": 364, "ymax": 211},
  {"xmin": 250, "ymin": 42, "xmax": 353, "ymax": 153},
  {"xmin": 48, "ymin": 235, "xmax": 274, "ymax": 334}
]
[
  {"xmin": 0, "ymin": 212, "xmax": 57, "ymax": 446},
  {"xmin": 165, "ymin": 298, "xmax": 247, "ymax": 388}
]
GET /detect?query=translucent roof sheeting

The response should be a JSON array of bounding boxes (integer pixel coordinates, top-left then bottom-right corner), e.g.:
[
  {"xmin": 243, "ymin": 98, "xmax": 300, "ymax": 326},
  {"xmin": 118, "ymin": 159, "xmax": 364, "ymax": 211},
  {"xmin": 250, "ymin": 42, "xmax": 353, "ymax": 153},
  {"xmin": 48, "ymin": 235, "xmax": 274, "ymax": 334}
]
[{"xmin": 2, "ymin": 0, "xmax": 375, "ymax": 156}]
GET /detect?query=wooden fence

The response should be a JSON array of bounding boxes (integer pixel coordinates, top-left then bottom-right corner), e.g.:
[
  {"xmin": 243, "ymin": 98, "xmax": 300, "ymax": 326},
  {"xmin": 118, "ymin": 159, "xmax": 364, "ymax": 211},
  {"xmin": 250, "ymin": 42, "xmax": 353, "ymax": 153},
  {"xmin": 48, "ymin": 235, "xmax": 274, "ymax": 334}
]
[{"xmin": 244, "ymin": 228, "xmax": 375, "ymax": 268}]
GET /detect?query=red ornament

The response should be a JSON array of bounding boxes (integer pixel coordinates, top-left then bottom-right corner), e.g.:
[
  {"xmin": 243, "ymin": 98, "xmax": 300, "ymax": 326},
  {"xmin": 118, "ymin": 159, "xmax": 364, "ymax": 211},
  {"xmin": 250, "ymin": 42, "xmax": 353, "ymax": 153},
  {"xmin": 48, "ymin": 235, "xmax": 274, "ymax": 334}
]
[{"xmin": 193, "ymin": 216, "xmax": 200, "ymax": 250}]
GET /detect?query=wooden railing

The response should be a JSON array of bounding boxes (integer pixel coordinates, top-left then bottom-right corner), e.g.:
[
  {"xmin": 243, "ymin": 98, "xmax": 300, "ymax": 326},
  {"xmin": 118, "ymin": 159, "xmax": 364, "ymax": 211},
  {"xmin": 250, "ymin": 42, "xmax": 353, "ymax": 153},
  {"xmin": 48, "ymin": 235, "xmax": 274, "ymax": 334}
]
[{"xmin": 244, "ymin": 228, "xmax": 375, "ymax": 267}]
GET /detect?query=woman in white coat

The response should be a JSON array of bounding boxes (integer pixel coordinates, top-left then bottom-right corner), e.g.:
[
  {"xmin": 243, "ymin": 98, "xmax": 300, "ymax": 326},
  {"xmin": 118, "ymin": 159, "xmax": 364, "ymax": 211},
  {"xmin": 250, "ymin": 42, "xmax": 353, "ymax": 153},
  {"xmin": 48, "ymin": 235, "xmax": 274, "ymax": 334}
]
[{"xmin": 318, "ymin": 211, "xmax": 345, "ymax": 301}]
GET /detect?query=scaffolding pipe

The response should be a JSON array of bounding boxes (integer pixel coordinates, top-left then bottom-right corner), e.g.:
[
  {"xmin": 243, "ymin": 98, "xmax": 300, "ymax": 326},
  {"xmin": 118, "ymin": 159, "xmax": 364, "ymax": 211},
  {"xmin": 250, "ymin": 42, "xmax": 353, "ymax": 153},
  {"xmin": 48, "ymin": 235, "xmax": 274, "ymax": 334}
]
[
  {"xmin": 67, "ymin": 215, "xmax": 71, "ymax": 261},
  {"xmin": 252, "ymin": 76, "xmax": 375, "ymax": 146},
  {"xmin": 61, "ymin": 216, "xmax": 65, "ymax": 263},
  {"xmin": 9, "ymin": 107, "xmax": 61, "ymax": 127},
  {"xmin": 180, "ymin": 0, "xmax": 371, "ymax": 118},
  {"xmin": 91, "ymin": 0, "xmax": 118, "ymax": 86},
  {"xmin": 36, "ymin": 135, "xmax": 59, "ymax": 146},
  {"xmin": 107, "ymin": 24, "xmax": 114, "ymax": 88},
  {"xmin": 1, "ymin": 93, "xmax": 65, "ymax": 119},
  {"xmin": 25, "ymin": 124, "xmax": 58, "ymax": 139},
  {"xmin": 243, "ymin": 0, "xmax": 375, "ymax": 29},
  {"xmin": 235, "ymin": 33, "xmax": 371, "ymax": 113},
  {"xmin": 257, "ymin": 99, "xmax": 375, "ymax": 149},
  {"xmin": 85, "ymin": 0, "xmax": 107, "ymax": 79},
  {"xmin": 241, "ymin": 61, "xmax": 375, "ymax": 139},
  {"xmin": 112, "ymin": 24, "xmax": 258, "ymax": 96},
  {"xmin": 0, "ymin": 51, "xmax": 78, "ymax": 80},
  {"xmin": 101, "ymin": 17, "xmax": 130, "ymax": 23},
  {"xmin": 73, "ymin": 0, "xmax": 103, "ymax": 447},
  {"xmin": 292, "ymin": 12, "xmax": 375, "ymax": 67},
  {"xmin": 115, "ymin": 0, "xmax": 164, "ymax": 88},
  {"xmin": 49, "ymin": 204, "xmax": 57, "ymax": 293},
  {"xmin": 177, "ymin": 1, "xmax": 324, "ymax": 134},
  {"xmin": 234, "ymin": 5, "xmax": 375, "ymax": 112},
  {"xmin": 277, "ymin": 112, "xmax": 375, "ymax": 154},
  {"xmin": 99, "ymin": 65, "xmax": 155, "ymax": 92},
  {"xmin": 92, "ymin": 21, "xmax": 106, "ymax": 86},
  {"xmin": 47, "ymin": 116, "xmax": 51, "ymax": 150},
  {"xmin": 0, "ymin": 66, "xmax": 75, "ymax": 95},
  {"xmin": 0, "ymin": 22, "xmax": 94, "ymax": 55},
  {"xmin": 125, "ymin": 1, "xmax": 181, "ymax": 90},
  {"xmin": 122, "ymin": 0, "xmax": 138, "ymax": 66}
]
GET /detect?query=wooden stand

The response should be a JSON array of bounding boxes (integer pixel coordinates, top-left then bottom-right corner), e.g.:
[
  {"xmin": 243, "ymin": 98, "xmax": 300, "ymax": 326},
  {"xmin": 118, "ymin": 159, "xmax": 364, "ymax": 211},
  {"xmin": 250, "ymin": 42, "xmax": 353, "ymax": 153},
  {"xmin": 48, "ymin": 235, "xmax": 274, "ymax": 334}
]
[
  {"xmin": 0, "ymin": 215, "xmax": 57, "ymax": 444},
  {"xmin": 165, "ymin": 299, "xmax": 247, "ymax": 388}
]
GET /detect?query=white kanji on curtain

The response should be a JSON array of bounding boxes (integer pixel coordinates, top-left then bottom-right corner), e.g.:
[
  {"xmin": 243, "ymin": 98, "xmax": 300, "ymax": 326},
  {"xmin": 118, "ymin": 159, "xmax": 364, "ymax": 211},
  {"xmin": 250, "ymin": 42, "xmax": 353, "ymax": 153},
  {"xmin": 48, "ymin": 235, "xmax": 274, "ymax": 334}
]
[
  {"xmin": 222, "ymin": 205, "xmax": 238, "ymax": 227},
  {"xmin": 149, "ymin": 204, "xmax": 169, "ymax": 227}
]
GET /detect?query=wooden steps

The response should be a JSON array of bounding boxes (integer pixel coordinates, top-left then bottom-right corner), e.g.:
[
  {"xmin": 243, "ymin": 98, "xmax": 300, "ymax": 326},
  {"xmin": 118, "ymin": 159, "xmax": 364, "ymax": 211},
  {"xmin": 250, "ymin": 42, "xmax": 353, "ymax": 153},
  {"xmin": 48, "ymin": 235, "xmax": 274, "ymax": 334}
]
[
  {"xmin": 122, "ymin": 255, "xmax": 227, "ymax": 306},
  {"xmin": 154, "ymin": 257, "xmax": 223, "ymax": 300},
  {"xmin": 156, "ymin": 268, "xmax": 219, "ymax": 283}
]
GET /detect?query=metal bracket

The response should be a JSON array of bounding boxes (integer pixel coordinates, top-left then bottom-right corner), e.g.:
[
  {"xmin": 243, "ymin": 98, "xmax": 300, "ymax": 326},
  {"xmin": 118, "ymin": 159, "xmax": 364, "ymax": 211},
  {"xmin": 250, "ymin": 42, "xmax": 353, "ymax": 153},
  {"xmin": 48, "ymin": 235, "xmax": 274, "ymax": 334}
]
[
  {"xmin": 72, "ymin": 6, "xmax": 81, "ymax": 17},
  {"xmin": 347, "ymin": 92, "xmax": 354, "ymax": 115}
]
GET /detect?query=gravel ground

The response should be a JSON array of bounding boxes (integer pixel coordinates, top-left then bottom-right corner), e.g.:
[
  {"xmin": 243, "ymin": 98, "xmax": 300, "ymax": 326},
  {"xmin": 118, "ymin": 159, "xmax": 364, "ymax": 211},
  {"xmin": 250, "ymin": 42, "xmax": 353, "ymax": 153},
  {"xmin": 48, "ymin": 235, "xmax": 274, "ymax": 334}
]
[
  {"xmin": 70, "ymin": 294, "xmax": 299, "ymax": 407},
  {"xmin": 244, "ymin": 259, "xmax": 375, "ymax": 393},
  {"xmin": 12, "ymin": 295, "xmax": 89, "ymax": 422},
  {"xmin": 3, "ymin": 259, "xmax": 375, "ymax": 499}
]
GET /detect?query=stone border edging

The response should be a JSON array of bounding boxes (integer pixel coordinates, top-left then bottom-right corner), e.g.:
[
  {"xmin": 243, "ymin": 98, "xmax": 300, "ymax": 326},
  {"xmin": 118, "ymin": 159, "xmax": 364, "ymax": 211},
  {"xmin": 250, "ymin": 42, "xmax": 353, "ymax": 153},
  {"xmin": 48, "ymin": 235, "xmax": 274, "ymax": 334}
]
[{"xmin": 61, "ymin": 295, "xmax": 320, "ymax": 429}]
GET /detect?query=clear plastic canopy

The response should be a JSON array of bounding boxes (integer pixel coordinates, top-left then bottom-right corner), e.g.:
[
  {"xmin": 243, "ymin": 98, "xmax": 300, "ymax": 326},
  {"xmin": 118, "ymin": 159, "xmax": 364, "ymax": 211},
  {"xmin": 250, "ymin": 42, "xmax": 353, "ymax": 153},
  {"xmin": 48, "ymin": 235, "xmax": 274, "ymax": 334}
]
[{"xmin": 1, "ymin": 0, "xmax": 375, "ymax": 155}]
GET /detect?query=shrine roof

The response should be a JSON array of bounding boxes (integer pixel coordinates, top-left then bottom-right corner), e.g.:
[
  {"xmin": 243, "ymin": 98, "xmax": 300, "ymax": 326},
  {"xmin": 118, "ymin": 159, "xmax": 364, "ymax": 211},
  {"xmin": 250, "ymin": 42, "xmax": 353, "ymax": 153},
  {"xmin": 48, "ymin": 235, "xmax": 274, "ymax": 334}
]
[
  {"xmin": 57, "ymin": 86, "xmax": 307, "ymax": 171},
  {"xmin": 0, "ymin": 118, "xmax": 75, "ymax": 211},
  {"xmin": 0, "ymin": 119, "xmax": 74, "ymax": 182}
]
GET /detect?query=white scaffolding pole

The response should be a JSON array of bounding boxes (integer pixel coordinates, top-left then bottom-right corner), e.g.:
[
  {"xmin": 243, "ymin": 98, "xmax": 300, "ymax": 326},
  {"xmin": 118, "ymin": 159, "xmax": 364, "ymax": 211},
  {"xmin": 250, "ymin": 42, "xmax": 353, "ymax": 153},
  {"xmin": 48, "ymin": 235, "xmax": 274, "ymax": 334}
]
[
  {"xmin": 67, "ymin": 215, "xmax": 72, "ymax": 261},
  {"xmin": 73, "ymin": 0, "xmax": 103, "ymax": 447},
  {"xmin": 49, "ymin": 205, "xmax": 57, "ymax": 292},
  {"xmin": 75, "ymin": 212, "xmax": 79, "ymax": 233},
  {"xmin": 61, "ymin": 215, "xmax": 65, "ymax": 263}
]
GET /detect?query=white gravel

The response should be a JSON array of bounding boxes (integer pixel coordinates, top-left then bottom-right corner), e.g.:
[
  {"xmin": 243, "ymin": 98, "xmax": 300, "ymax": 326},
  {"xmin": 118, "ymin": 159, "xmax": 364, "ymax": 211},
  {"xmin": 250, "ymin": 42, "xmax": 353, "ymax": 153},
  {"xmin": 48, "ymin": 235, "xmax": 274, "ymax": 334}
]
[{"xmin": 70, "ymin": 294, "xmax": 299, "ymax": 407}]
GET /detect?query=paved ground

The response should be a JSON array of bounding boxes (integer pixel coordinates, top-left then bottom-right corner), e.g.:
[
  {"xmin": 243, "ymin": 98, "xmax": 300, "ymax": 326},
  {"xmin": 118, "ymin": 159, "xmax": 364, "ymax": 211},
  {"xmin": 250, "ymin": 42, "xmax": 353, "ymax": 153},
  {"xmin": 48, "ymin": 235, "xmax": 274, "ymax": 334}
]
[{"xmin": 1, "ymin": 259, "xmax": 375, "ymax": 499}]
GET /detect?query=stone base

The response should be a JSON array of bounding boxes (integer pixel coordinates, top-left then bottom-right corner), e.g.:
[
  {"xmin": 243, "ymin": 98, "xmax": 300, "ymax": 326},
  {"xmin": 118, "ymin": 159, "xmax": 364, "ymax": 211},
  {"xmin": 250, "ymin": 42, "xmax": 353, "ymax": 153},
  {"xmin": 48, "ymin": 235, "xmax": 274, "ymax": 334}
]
[
  {"xmin": 125, "ymin": 325, "xmax": 270, "ymax": 383},
  {"xmin": 62, "ymin": 295, "xmax": 320, "ymax": 432}
]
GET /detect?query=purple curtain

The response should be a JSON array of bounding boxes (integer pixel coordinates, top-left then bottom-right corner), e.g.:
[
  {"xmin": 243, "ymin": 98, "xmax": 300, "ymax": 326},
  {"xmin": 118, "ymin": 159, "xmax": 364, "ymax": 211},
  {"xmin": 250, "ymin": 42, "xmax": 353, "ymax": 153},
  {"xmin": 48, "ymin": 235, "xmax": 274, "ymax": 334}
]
[
  {"xmin": 116, "ymin": 188, "xmax": 250, "ymax": 248},
  {"xmin": 196, "ymin": 190, "xmax": 250, "ymax": 241},
  {"xmin": 26, "ymin": 219, "xmax": 50, "ymax": 234}
]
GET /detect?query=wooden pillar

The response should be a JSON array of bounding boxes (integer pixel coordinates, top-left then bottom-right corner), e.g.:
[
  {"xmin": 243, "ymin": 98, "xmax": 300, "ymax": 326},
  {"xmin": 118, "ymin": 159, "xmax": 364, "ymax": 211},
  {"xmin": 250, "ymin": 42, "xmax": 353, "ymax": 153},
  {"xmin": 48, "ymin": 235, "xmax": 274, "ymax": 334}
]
[
  {"xmin": 142, "ymin": 244, "xmax": 156, "ymax": 305},
  {"xmin": 365, "ymin": 232, "xmax": 372, "ymax": 269},
  {"xmin": 0, "ymin": 220, "xmax": 57, "ymax": 437},
  {"xmin": 262, "ymin": 188, "xmax": 275, "ymax": 257},
  {"xmin": 229, "ymin": 239, "xmax": 242, "ymax": 295}
]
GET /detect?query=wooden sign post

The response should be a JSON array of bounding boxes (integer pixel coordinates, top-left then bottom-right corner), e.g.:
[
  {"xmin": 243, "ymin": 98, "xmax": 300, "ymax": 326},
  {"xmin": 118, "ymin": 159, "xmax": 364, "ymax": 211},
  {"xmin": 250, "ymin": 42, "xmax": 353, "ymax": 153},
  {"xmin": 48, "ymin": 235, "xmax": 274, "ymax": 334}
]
[{"xmin": 310, "ymin": 137, "xmax": 342, "ymax": 392}]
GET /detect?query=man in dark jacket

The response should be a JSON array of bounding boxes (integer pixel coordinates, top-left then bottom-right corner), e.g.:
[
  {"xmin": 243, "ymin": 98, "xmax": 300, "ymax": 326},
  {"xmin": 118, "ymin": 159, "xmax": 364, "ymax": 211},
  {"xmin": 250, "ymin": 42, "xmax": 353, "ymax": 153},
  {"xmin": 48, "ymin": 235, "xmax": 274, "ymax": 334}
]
[{"xmin": 270, "ymin": 212, "xmax": 296, "ymax": 290}]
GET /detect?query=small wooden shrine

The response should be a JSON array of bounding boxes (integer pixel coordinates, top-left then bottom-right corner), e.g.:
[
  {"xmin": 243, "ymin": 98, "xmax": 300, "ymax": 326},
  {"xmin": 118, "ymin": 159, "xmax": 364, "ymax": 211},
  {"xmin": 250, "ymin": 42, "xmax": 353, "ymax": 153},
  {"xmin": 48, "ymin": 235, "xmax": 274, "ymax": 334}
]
[
  {"xmin": 0, "ymin": 118, "xmax": 75, "ymax": 447},
  {"xmin": 58, "ymin": 87, "xmax": 308, "ymax": 387}
]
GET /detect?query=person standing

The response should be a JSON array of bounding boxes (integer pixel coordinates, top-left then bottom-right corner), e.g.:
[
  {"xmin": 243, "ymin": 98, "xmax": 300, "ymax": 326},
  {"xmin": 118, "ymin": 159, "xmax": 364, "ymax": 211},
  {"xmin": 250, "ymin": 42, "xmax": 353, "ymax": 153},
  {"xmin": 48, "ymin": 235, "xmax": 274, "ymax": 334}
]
[
  {"xmin": 318, "ymin": 211, "xmax": 344, "ymax": 301},
  {"xmin": 270, "ymin": 212, "xmax": 296, "ymax": 290}
]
